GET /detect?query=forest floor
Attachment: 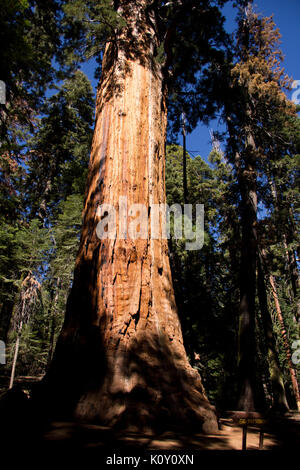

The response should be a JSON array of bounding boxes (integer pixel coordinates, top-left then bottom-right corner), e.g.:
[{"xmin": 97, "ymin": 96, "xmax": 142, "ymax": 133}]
[
  {"xmin": 38, "ymin": 419, "xmax": 285, "ymax": 450},
  {"xmin": 36, "ymin": 414, "xmax": 300, "ymax": 451},
  {"xmin": 1, "ymin": 375, "xmax": 300, "ymax": 460}
]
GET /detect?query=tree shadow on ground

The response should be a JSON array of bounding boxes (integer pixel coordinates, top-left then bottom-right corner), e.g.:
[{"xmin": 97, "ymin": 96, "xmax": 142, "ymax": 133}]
[{"xmin": 1, "ymin": 386, "xmax": 300, "ymax": 466}]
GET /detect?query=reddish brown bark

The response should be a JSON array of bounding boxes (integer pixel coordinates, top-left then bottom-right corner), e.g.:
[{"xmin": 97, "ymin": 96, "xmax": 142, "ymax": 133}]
[
  {"xmin": 42, "ymin": 1, "xmax": 217, "ymax": 433},
  {"xmin": 268, "ymin": 273, "xmax": 300, "ymax": 411}
]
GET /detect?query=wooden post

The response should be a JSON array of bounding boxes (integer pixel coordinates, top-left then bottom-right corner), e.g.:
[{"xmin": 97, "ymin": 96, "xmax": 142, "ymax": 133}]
[
  {"xmin": 259, "ymin": 430, "xmax": 264, "ymax": 450},
  {"xmin": 236, "ymin": 414, "xmax": 267, "ymax": 450},
  {"xmin": 242, "ymin": 424, "xmax": 247, "ymax": 450}
]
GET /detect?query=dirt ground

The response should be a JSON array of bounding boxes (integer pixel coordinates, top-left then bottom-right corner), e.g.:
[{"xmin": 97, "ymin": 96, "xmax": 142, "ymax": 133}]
[
  {"xmin": 1, "ymin": 413, "xmax": 300, "ymax": 467},
  {"xmin": 41, "ymin": 420, "xmax": 272, "ymax": 450},
  {"xmin": 39, "ymin": 415, "xmax": 299, "ymax": 451},
  {"xmin": 1, "ymin": 377, "xmax": 299, "ymax": 459}
]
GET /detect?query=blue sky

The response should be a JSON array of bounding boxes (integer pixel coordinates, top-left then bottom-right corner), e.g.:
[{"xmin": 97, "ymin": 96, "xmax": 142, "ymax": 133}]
[
  {"xmin": 188, "ymin": 0, "xmax": 300, "ymax": 158},
  {"xmin": 81, "ymin": 1, "xmax": 300, "ymax": 159}
]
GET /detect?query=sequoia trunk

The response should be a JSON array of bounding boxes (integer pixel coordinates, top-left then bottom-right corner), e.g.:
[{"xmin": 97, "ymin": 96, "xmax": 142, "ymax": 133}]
[{"xmin": 42, "ymin": 0, "xmax": 217, "ymax": 433}]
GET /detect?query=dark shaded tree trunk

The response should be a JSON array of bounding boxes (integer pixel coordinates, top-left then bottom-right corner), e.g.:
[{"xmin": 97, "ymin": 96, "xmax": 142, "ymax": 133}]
[
  {"xmin": 225, "ymin": 110, "xmax": 258, "ymax": 411},
  {"xmin": 46, "ymin": 278, "xmax": 60, "ymax": 370},
  {"xmin": 0, "ymin": 297, "xmax": 14, "ymax": 344},
  {"xmin": 236, "ymin": 130, "xmax": 257, "ymax": 411},
  {"xmin": 182, "ymin": 112, "xmax": 188, "ymax": 204},
  {"xmin": 40, "ymin": 0, "xmax": 217, "ymax": 433}
]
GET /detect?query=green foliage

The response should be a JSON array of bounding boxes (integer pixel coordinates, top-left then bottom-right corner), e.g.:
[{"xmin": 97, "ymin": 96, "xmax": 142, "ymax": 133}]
[
  {"xmin": 0, "ymin": 218, "xmax": 50, "ymax": 302},
  {"xmin": 166, "ymin": 144, "xmax": 240, "ymax": 411},
  {"xmin": 25, "ymin": 70, "xmax": 94, "ymax": 219},
  {"xmin": 0, "ymin": 0, "xmax": 63, "ymax": 147},
  {"xmin": 6, "ymin": 318, "xmax": 48, "ymax": 378},
  {"xmin": 0, "ymin": 68, "xmax": 93, "ymax": 376},
  {"xmin": 49, "ymin": 193, "xmax": 83, "ymax": 295},
  {"xmin": 62, "ymin": 0, "xmax": 125, "ymax": 67}
]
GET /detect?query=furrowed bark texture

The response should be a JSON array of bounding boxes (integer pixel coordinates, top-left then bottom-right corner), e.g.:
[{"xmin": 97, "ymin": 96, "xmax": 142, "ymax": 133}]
[
  {"xmin": 42, "ymin": 1, "xmax": 217, "ymax": 433},
  {"xmin": 236, "ymin": 129, "xmax": 257, "ymax": 412}
]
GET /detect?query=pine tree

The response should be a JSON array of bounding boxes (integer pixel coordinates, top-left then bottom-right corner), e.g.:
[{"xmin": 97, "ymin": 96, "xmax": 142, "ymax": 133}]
[
  {"xmin": 0, "ymin": 0, "xmax": 63, "ymax": 158},
  {"xmin": 166, "ymin": 143, "xmax": 241, "ymax": 412},
  {"xmin": 25, "ymin": 70, "xmax": 94, "ymax": 222},
  {"xmin": 0, "ymin": 0, "xmax": 64, "ymax": 347},
  {"xmin": 216, "ymin": 4, "xmax": 297, "ymax": 411},
  {"xmin": 2, "ymin": 220, "xmax": 51, "ymax": 384}
]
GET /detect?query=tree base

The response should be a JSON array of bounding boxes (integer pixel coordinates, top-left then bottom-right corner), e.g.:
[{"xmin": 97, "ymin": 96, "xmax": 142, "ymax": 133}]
[{"xmin": 34, "ymin": 327, "xmax": 218, "ymax": 435}]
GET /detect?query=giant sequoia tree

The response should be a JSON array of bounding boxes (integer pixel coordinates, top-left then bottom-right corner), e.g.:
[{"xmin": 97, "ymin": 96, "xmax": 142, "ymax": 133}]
[{"xmin": 38, "ymin": 0, "xmax": 240, "ymax": 432}]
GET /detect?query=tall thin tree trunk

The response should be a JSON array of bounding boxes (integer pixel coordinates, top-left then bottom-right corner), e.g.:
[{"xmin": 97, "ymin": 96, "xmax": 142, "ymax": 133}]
[
  {"xmin": 182, "ymin": 112, "xmax": 188, "ymax": 204},
  {"xmin": 9, "ymin": 334, "xmax": 20, "ymax": 389},
  {"xmin": 225, "ymin": 112, "xmax": 258, "ymax": 411},
  {"xmin": 46, "ymin": 278, "xmax": 60, "ymax": 370},
  {"xmin": 42, "ymin": 0, "xmax": 217, "ymax": 433},
  {"xmin": 268, "ymin": 272, "xmax": 300, "ymax": 411},
  {"xmin": 257, "ymin": 254, "xmax": 289, "ymax": 411},
  {"xmin": 235, "ymin": 130, "xmax": 257, "ymax": 411},
  {"xmin": 9, "ymin": 298, "xmax": 24, "ymax": 390}
]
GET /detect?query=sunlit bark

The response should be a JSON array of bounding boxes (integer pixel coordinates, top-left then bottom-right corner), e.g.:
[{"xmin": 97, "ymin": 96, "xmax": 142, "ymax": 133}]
[{"xmin": 43, "ymin": 0, "xmax": 217, "ymax": 433}]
